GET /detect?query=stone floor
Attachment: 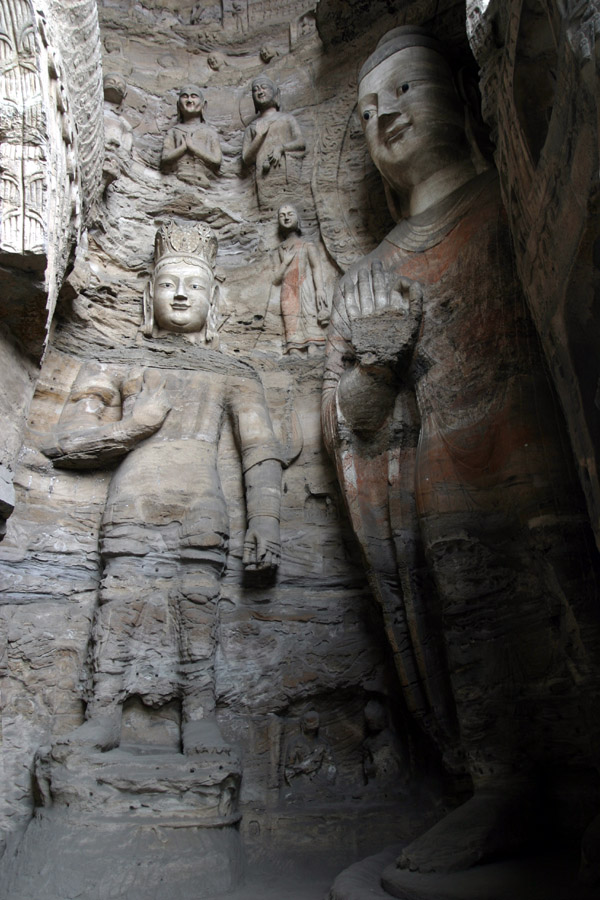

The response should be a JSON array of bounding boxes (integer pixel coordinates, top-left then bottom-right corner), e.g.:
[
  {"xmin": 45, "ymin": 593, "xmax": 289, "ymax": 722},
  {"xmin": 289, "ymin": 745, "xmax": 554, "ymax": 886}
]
[{"xmin": 203, "ymin": 856, "xmax": 346, "ymax": 900}]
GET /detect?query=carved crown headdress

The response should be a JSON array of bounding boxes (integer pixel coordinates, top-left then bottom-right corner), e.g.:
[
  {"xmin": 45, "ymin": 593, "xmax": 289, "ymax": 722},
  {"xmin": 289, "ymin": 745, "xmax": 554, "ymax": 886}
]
[{"xmin": 153, "ymin": 219, "xmax": 218, "ymax": 273}]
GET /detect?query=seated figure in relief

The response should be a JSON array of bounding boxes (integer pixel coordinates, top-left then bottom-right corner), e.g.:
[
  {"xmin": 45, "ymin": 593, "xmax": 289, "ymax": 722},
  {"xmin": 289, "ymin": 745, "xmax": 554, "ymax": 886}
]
[
  {"xmin": 273, "ymin": 203, "xmax": 329, "ymax": 357},
  {"xmin": 43, "ymin": 221, "xmax": 282, "ymax": 755},
  {"xmin": 322, "ymin": 26, "xmax": 600, "ymax": 879},
  {"xmin": 160, "ymin": 85, "xmax": 222, "ymax": 186},
  {"xmin": 242, "ymin": 75, "xmax": 305, "ymax": 210},
  {"xmin": 283, "ymin": 710, "xmax": 336, "ymax": 794}
]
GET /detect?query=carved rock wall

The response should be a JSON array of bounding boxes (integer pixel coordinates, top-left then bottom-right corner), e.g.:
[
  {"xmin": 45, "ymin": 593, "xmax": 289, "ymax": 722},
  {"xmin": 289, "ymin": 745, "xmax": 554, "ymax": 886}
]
[
  {"xmin": 0, "ymin": 0, "xmax": 103, "ymax": 540},
  {"xmin": 467, "ymin": 0, "xmax": 600, "ymax": 546},
  {"xmin": 0, "ymin": 0, "xmax": 445, "ymax": 870}
]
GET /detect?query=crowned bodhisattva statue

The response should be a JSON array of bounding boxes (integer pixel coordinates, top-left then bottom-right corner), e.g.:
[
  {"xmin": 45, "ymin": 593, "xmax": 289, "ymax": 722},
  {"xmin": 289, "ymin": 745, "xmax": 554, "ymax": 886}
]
[{"xmin": 44, "ymin": 221, "xmax": 283, "ymax": 756}]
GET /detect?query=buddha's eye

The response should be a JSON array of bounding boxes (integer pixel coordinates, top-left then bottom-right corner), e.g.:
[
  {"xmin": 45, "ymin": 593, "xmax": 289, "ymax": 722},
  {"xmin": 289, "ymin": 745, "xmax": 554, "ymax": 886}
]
[
  {"xmin": 401, "ymin": 83, "xmax": 410, "ymax": 93},
  {"xmin": 363, "ymin": 110, "xmax": 372, "ymax": 121},
  {"xmin": 190, "ymin": 283, "xmax": 200, "ymax": 289}
]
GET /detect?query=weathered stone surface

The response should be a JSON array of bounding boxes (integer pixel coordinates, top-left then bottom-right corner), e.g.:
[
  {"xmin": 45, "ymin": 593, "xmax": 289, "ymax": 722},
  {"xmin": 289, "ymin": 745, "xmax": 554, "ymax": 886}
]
[
  {"xmin": 467, "ymin": 0, "xmax": 600, "ymax": 553},
  {"xmin": 0, "ymin": 0, "xmax": 103, "ymax": 538},
  {"xmin": 2, "ymin": 2, "xmax": 599, "ymax": 899},
  {"xmin": 322, "ymin": 21, "xmax": 600, "ymax": 893}
]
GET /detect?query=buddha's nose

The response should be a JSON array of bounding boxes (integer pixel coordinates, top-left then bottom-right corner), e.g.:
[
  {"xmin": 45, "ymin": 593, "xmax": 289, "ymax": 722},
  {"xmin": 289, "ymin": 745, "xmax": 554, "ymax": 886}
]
[{"xmin": 378, "ymin": 91, "xmax": 404, "ymax": 118}]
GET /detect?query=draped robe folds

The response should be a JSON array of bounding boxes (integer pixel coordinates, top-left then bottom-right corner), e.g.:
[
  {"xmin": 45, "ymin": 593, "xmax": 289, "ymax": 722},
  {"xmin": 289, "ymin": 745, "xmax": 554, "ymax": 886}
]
[
  {"xmin": 279, "ymin": 240, "xmax": 326, "ymax": 353},
  {"xmin": 323, "ymin": 172, "xmax": 600, "ymax": 777}
]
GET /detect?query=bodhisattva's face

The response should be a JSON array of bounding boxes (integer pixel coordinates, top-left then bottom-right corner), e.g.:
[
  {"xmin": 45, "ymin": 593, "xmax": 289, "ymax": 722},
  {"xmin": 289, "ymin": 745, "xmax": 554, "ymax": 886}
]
[
  {"xmin": 179, "ymin": 90, "xmax": 204, "ymax": 120},
  {"xmin": 252, "ymin": 78, "xmax": 276, "ymax": 110},
  {"xmin": 358, "ymin": 46, "xmax": 466, "ymax": 191},
  {"xmin": 278, "ymin": 204, "xmax": 298, "ymax": 232},
  {"xmin": 153, "ymin": 262, "xmax": 213, "ymax": 334}
]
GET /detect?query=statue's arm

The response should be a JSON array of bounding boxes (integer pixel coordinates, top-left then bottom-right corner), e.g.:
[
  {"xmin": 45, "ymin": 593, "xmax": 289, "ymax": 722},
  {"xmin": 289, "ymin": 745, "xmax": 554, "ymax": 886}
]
[
  {"xmin": 160, "ymin": 128, "xmax": 187, "ymax": 169},
  {"xmin": 42, "ymin": 367, "xmax": 170, "ymax": 470},
  {"xmin": 272, "ymin": 244, "xmax": 295, "ymax": 285},
  {"xmin": 281, "ymin": 115, "xmax": 306, "ymax": 154},
  {"xmin": 229, "ymin": 373, "xmax": 283, "ymax": 571},
  {"xmin": 187, "ymin": 127, "xmax": 222, "ymax": 169},
  {"xmin": 242, "ymin": 120, "xmax": 268, "ymax": 166},
  {"xmin": 306, "ymin": 243, "xmax": 328, "ymax": 322},
  {"xmin": 121, "ymin": 119, "xmax": 134, "ymax": 154}
]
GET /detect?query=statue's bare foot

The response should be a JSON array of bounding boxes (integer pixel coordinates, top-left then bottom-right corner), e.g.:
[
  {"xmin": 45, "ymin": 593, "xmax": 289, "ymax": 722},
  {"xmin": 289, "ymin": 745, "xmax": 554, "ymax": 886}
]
[
  {"xmin": 52, "ymin": 712, "xmax": 122, "ymax": 761},
  {"xmin": 182, "ymin": 719, "xmax": 232, "ymax": 756},
  {"xmin": 397, "ymin": 785, "xmax": 535, "ymax": 874}
]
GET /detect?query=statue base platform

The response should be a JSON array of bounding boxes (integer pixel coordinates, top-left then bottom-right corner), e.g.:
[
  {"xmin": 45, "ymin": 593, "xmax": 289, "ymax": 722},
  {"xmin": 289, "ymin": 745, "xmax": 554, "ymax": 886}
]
[
  {"xmin": 3, "ymin": 742, "xmax": 244, "ymax": 900},
  {"xmin": 330, "ymin": 845, "xmax": 599, "ymax": 900}
]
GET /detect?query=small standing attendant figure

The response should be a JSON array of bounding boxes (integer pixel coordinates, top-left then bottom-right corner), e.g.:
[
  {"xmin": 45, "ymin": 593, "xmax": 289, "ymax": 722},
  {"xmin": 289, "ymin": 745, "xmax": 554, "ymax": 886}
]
[
  {"xmin": 160, "ymin": 85, "xmax": 222, "ymax": 186},
  {"xmin": 273, "ymin": 204, "xmax": 329, "ymax": 357},
  {"xmin": 242, "ymin": 76, "xmax": 305, "ymax": 209}
]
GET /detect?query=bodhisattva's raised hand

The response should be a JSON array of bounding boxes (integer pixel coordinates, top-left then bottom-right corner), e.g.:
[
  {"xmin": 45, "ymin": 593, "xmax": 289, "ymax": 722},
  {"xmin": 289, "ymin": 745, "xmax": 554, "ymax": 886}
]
[
  {"xmin": 336, "ymin": 261, "xmax": 422, "ymax": 434},
  {"xmin": 342, "ymin": 259, "xmax": 422, "ymax": 372},
  {"xmin": 129, "ymin": 369, "xmax": 171, "ymax": 431}
]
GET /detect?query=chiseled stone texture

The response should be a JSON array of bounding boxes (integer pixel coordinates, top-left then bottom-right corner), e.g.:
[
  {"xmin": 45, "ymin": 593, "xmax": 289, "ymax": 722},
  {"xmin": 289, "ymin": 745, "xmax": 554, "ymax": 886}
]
[
  {"xmin": 467, "ymin": 0, "xmax": 600, "ymax": 547},
  {"xmin": 0, "ymin": 0, "xmax": 430, "ymax": 871},
  {"xmin": 0, "ymin": 0, "xmax": 103, "ymax": 541}
]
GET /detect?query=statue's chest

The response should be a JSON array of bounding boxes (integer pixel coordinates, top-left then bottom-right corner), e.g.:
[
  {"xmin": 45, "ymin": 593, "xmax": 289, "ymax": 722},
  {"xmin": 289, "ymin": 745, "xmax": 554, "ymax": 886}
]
[{"xmin": 150, "ymin": 368, "xmax": 226, "ymax": 441}]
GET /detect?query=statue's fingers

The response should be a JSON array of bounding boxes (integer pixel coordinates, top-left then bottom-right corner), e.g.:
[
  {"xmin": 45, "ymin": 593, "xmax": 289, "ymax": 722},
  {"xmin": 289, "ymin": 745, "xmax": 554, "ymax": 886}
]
[
  {"xmin": 342, "ymin": 280, "xmax": 360, "ymax": 320},
  {"xmin": 357, "ymin": 266, "xmax": 375, "ymax": 316},
  {"xmin": 409, "ymin": 280, "xmax": 423, "ymax": 303},
  {"xmin": 371, "ymin": 260, "xmax": 388, "ymax": 311},
  {"xmin": 242, "ymin": 535, "xmax": 257, "ymax": 567}
]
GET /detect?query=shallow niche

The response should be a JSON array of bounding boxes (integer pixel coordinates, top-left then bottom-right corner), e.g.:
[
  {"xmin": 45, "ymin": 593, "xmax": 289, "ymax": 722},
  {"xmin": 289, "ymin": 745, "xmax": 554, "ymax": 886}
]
[{"xmin": 513, "ymin": 0, "xmax": 560, "ymax": 166}]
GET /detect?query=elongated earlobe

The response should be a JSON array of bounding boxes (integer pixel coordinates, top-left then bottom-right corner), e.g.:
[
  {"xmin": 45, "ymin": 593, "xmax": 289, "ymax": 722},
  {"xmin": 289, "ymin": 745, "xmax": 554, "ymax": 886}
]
[
  {"xmin": 206, "ymin": 283, "xmax": 220, "ymax": 347},
  {"xmin": 142, "ymin": 280, "xmax": 154, "ymax": 336}
]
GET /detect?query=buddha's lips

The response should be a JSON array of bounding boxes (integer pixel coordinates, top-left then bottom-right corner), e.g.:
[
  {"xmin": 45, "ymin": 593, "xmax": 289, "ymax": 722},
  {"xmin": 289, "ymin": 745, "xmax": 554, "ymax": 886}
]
[{"xmin": 385, "ymin": 120, "xmax": 411, "ymax": 144}]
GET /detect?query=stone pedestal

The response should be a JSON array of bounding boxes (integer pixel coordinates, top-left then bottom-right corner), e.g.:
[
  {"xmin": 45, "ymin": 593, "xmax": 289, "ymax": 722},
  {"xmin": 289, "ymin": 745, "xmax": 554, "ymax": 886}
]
[{"xmin": 3, "ymin": 743, "xmax": 244, "ymax": 900}]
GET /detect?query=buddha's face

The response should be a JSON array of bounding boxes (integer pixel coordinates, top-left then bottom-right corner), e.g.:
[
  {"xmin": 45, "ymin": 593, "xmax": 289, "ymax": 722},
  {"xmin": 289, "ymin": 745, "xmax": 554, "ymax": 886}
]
[
  {"xmin": 252, "ymin": 77, "xmax": 276, "ymax": 110},
  {"xmin": 103, "ymin": 74, "xmax": 126, "ymax": 105},
  {"xmin": 278, "ymin": 204, "xmax": 298, "ymax": 232},
  {"xmin": 301, "ymin": 712, "xmax": 319, "ymax": 736},
  {"xmin": 153, "ymin": 262, "xmax": 213, "ymax": 334},
  {"xmin": 357, "ymin": 46, "xmax": 466, "ymax": 190}
]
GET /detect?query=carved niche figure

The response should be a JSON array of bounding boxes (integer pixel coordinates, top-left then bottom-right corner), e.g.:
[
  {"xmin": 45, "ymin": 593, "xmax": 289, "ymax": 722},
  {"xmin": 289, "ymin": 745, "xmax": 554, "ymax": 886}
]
[
  {"xmin": 102, "ymin": 73, "xmax": 133, "ymax": 192},
  {"xmin": 242, "ymin": 76, "xmax": 305, "ymax": 210},
  {"xmin": 273, "ymin": 203, "xmax": 328, "ymax": 356},
  {"xmin": 283, "ymin": 710, "xmax": 336, "ymax": 794},
  {"xmin": 160, "ymin": 85, "xmax": 222, "ymax": 186},
  {"xmin": 362, "ymin": 699, "xmax": 404, "ymax": 789},
  {"xmin": 322, "ymin": 26, "xmax": 600, "ymax": 882},
  {"xmin": 43, "ymin": 221, "xmax": 282, "ymax": 756}
]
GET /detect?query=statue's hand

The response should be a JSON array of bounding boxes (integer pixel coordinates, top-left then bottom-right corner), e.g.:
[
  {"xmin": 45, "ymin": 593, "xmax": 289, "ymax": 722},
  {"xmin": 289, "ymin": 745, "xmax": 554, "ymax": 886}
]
[
  {"xmin": 343, "ymin": 260, "xmax": 422, "ymax": 371},
  {"xmin": 316, "ymin": 290, "xmax": 329, "ymax": 326},
  {"xmin": 280, "ymin": 245, "xmax": 296, "ymax": 268},
  {"xmin": 243, "ymin": 515, "xmax": 280, "ymax": 572},
  {"xmin": 267, "ymin": 145, "xmax": 283, "ymax": 167},
  {"xmin": 129, "ymin": 370, "xmax": 170, "ymax": 431},
  {"xmin": 253, "ymin": 117, "xmax": 270, "ymax": 139}
]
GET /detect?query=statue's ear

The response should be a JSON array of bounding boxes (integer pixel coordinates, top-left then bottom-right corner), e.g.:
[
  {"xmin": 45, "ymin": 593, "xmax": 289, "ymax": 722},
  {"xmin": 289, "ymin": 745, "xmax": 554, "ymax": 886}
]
[
  {"xmin": 205, "ymin": 282, "xmax": 220, "ymax": 348},
  {"xmin": 455, "ymin": 66, "xmax": 494, "ymax": 167},
  {"xmin": 142, "ymin": 279, "xmax": 154, "ymax": 336}
]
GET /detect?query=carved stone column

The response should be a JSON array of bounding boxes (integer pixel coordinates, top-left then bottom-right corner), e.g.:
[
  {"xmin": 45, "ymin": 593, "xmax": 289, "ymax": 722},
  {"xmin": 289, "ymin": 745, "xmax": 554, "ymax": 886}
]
[
  {"xmin": 467, "ymin": 0, "xmax": 600, "ymax": 547},
  {"xmin": 0, "ymin": 0, "xmax": 103, "ymax": 537}
]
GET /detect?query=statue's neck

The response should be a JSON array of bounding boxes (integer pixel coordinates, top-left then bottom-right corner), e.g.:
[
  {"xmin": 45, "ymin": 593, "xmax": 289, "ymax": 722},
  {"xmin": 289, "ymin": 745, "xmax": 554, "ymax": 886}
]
[{"xmin": 408, "ymin": 159, "xmax": 478, "ymax": 218}]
